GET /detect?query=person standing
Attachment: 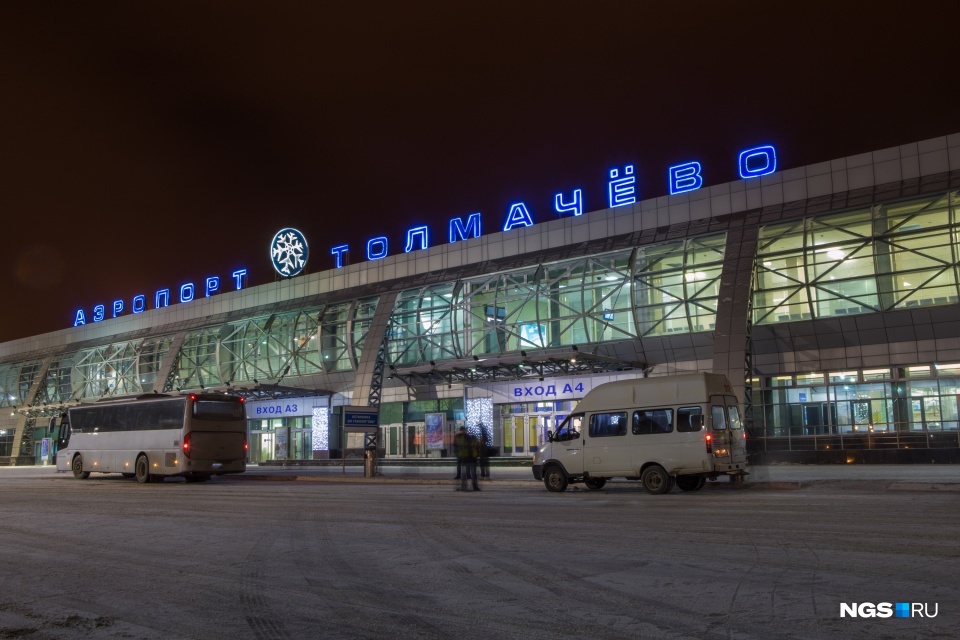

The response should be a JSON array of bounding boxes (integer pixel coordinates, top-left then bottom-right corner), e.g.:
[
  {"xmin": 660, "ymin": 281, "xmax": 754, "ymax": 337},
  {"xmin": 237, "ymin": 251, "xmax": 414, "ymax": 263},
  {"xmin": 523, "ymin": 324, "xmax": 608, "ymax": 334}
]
[
  {"xmin": 453, "ymin": 427, "xmax": 473, "ymax": 490},
  {"xmin": 478, "ymin": 423, "xmax": 491, "ymax": 479},
  {"xmin": 465, "ymin": 430, "xmax": 481, "ymax": 491},
  {"xmin": 454, "ymin": 427, "xmax": 480, "ymax": 491}
]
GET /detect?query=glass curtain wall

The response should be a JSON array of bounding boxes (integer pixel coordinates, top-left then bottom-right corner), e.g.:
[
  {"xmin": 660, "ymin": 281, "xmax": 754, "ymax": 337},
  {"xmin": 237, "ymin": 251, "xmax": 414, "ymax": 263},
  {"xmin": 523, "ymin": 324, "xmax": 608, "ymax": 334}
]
[
  {"xmin": 219, "ymin": 309, "xmax": 324, "ymax": 384},
  {"xmin": 30, "ymin": 337, "xmax": 173, "ymax": 404},
  {"xmin": 0, "ymin": 360, "xmax": 43, "ymax": 408},
  {"xmin": 170, "ymin": 299, "xmax": 378, "ymax": 389},
  {"xmin": 753, "ymin": 192, "xmax": 960, "ymax": 324},
  {"xmin": 385, "ymin": 233, "xmax": 726, "ymax": 364},
  {"xmin": 751, "ymin": 366, "xmax": 960, "ymax": 451}
]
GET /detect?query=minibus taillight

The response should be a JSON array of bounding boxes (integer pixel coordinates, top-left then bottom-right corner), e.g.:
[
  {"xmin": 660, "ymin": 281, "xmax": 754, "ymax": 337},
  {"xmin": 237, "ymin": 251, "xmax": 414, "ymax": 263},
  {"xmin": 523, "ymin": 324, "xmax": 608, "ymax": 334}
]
[
  {"xmin": 705, "ymin": 433, "xmax": 713, "ymax": 454},
  {"xmin": 182, "ymin": 432, "xmax": 192, "ymax": 459}
]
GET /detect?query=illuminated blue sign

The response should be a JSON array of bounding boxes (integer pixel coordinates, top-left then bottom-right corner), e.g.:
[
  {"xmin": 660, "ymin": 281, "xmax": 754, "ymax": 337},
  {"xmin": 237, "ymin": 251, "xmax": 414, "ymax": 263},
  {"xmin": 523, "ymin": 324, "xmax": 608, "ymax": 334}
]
[
  {"xmin": 71, "ymin": 141, "xmax": 780, "ymax": 329},
  {"xmin": 503, "ymin": 203, "xmax": 534, "ymax": 232},
  {"xmin": 72, "ymin": 269, "xmax": 248, "ymax": 327},
  {"xmin": 367, "ymin": 237, "xmax": 388, "ymax": 261},
  {"xmin": 325, "ymin": 144, "xmax": 777, "ymax": 266},
  {"xmin": 668, "ymin": 162, "xmax": 703, "ymax": 195},
  {"xmin": 738, "ymin": 145, "xmax": 777, "ymax": 178},
  {"xmin": 270, "ymin": 228, "xmax": 309, "ymax": 277},
  {"xmin": 608, "ymin": 165, "xmax": 636, "ymax": 208},
  {"xmin": 554, "ymin": 189, "xmax": 583, "ymax": 217},
  {"xmin": 449, "ymin": 213, "xmax": 481, "ymax": 242}
]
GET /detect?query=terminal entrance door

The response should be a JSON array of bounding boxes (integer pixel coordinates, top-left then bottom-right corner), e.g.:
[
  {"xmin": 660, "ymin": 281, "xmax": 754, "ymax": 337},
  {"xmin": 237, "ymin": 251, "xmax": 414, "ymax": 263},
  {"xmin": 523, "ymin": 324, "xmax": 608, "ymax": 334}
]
[
  {"xmin": 500, "ymin": 401, "xmax": 577, "ymax": 456},
  {"xmin": 250, "ymin": 431, "xmax": 274, "ymax": 464},
  {"xmin": 503, "ymin": 416, "xmax": 539, "ymax": 455}
]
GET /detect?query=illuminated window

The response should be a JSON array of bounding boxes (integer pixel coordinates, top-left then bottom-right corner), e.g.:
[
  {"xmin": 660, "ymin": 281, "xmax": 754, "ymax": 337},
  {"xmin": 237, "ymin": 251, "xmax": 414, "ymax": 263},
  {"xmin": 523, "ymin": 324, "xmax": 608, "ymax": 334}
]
[{"xmin": 752, "ymin": 192, "xmax": 960, "ymax": 324}]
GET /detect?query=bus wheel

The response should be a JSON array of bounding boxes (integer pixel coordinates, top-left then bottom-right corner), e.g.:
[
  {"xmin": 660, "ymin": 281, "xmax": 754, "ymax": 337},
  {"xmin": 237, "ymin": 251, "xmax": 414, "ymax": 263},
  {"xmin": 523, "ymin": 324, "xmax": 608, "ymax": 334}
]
[
  {"xmin": 641, "ymin": 465, "xmax": 671, "ymax": 495},
  {"xmin": 584, "ymin": 477, "xmax": 606, "ymax": 490},
  {"xmin": 135, "ymin": 455, "xmax": 151, "ymax": 484},
  {"xmin": 543, "ymin": 466, "xmax": 568, "ymax": 492},
  {"xmin": 676, "ymin": 475, "xmax": 706, "ymax": 492},
  {"xmin": 72, "ymin": 455, "xmax": 90, "ymax": 480}
]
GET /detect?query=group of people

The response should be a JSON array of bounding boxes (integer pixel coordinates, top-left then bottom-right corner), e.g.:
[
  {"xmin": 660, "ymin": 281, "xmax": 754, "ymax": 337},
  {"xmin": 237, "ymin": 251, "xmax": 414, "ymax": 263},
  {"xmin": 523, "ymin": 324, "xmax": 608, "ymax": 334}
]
[{"xmin": 453, "ymin": 424, "xmax": 489, "ymax": 491}]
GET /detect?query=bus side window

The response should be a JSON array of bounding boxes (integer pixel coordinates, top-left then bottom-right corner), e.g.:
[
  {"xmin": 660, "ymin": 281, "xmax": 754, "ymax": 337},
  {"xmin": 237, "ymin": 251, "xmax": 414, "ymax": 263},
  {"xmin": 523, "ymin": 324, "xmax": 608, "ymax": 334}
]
[
  {"xmin": 677, "ymin": 407, "xmax": 703, "ymax": 432},
  {"xmin": 711, "ymin": 405, "xmax": 727, "ymax": 430}
]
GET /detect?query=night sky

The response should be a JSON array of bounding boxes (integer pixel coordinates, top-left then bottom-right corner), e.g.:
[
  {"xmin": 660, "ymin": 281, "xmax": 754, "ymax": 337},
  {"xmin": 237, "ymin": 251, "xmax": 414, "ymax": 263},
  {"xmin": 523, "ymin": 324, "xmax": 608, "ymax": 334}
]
[{"xmin": 1, "ymin": 1, "xmax": 956, "ymax": 344}]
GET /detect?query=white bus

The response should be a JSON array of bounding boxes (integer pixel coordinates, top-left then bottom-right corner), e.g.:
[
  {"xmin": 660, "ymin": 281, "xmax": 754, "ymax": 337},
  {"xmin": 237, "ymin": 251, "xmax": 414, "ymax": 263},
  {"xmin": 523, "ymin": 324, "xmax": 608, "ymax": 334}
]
[
  {"xmin": 54, "ymin": 393, "xmax": 248, "ymax": 483},
  {"xmin": 532, "ymin": 373, "xmax": 748, "ymax": 494}
]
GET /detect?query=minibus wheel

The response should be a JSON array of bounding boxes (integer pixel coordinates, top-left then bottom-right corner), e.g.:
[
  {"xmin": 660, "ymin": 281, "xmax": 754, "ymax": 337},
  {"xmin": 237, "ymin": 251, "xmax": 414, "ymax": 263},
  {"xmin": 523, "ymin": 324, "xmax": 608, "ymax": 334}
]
[
  {"xmin": 584, "ymin": 477, "xmax": 606, "ymax": 490},
  {"xmin": 676, "ymin": 475, "xmax": 706, "ymax": 492},
  {"xmin": 641, "ymin": 465, "xmax": 672, "ymax": 495},
  {"xmin": 72, "ymin": 455, "xmax": 90, "ymax": 480},
  {"xmin": 543, "ymin": 466, "xmax": 568, "ymax": 492}
]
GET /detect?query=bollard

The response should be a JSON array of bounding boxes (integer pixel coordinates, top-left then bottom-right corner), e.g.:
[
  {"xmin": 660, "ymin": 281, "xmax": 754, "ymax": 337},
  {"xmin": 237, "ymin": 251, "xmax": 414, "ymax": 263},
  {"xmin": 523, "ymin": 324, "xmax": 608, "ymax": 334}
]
[{"xmin": 364, "ymin": 449, "xmax": 376, "ymax": 477}]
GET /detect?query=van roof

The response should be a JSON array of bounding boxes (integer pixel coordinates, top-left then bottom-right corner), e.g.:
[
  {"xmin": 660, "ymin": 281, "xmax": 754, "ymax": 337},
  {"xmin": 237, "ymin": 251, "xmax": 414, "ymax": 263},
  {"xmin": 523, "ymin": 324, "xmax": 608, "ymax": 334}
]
[{"xmin": 573, "ymin": 373, "xmax": 734, "ymax": 413}]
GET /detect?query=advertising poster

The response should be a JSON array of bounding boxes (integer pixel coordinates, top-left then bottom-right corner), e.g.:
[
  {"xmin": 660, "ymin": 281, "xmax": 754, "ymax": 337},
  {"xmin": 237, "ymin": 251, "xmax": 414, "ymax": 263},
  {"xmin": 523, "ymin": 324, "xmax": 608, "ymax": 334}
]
[{"xmin": 425, "ymin": 413, "xmax": 444, "ymax": 450}]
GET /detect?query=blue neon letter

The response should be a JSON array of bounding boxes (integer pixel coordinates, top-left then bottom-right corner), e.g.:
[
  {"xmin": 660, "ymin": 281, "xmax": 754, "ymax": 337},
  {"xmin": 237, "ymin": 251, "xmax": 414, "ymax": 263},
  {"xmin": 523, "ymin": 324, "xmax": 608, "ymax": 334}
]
[
  {"xmin": 232, "ymin": 269, "xmax": 247, "ymax": 290},
  {"xmin": 738, "ymin": 145, "xmax": 777, "ymax": 178},
  {"xmin": 608, "ymin": 165, "xmax": 636, "ymax": 208},
  {"xmin": 367, "ymin": 237, "xmax": 388, "ymax": 260},
  {"xmin": 155, "ymin": 289, "xmax": 170, "ymax": 309},
  {"xmin": 180, "ymin": 283, "xmax": 195, "ymax": 303},
  {"xmin": 205, "ymin": 277, "xmax": 220, "ymax": 297},
  {"xmin": 112, "ymin": 300, "xmax": 124, "ymax": 318},
  {"xmin": 449, "ymin": 213, "xmax": 482, "ymax": 242},
  {"xmin": 404, "ymin": 226, "xmax": 429, "ymax": 253},
  {"xmin": 73, "ymin": 309, "xmax": 86, "ymax": 327},
  {"xmin": 554, "ymin": 189, "xmax": 583, "ymax": 216},
  {"xmin": 503, "ymin": 203, "xmax": 534, "ymax": 231},
  {"xmin": 331, "ymin": 244, "xmax": 349, "ymax": 268},
  {"xmin": 93, "ymin": 304, "xmax": 105, "ymax": 322},
  {"xmin": 668, "ymin": 161, "xmax": 704, "ymax": 195},
  {"xmin": 132, "ymin": 295, "xmax": 146, "ymax": 313}
]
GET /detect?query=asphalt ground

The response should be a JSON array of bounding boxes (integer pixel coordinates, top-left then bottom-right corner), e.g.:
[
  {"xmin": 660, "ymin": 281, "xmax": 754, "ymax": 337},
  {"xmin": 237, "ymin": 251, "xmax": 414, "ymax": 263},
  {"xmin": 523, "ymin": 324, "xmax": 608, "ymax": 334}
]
[
  {"xmin": 1, "ymin": 463, "xmax": 958, "ymax": 639},
  {"xmin": 4, "ymin": 462, "xmax": 960, "ymax": 489}
]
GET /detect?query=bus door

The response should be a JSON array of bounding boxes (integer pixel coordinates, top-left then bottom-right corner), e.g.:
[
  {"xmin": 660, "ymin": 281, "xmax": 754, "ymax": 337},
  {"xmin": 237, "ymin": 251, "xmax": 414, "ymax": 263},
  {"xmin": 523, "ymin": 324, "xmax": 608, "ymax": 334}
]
[
  {"xmin": 549, "ymin": 413, "xmax": 584, "ymax": 476},
  {"xmin": 710, "ymin": 396, "xmax": 735, "ymax": 465},
  {"xmin": 723, "ymin": 396, "xmax": 747, "ymax": 464}
]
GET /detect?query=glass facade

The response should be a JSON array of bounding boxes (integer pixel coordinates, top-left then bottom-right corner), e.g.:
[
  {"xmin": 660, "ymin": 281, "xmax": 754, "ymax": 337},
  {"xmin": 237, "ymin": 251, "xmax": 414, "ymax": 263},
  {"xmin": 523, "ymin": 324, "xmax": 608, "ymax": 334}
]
[
  {"xmin": 386, "ymin": 233, "xmax": 726, "ymax": 365},
  {"xmin": 753, "ymin": 193, "xmax": 960, "ymax": 324},
  {"xmin": 749, "ymin": 367, "xmax": 960, "ymax": 451},
  {"xmin": 33, "ymin": 337, "xmax": 174, "ymax": 404},
  {"xmin": 0, "ymin": 360, "xmax": 42, "ymax": 408},
  {"xmin": 170, "ymin": 298, "xmax": 378, "ymax": 390}
]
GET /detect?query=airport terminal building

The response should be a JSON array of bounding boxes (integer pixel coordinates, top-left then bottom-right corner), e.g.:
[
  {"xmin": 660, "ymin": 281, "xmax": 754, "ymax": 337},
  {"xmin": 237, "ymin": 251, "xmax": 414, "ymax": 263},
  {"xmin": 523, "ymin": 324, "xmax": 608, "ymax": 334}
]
[{"xmin": 3, "ymin": 133, "xmax": 960, "ymax": 466}]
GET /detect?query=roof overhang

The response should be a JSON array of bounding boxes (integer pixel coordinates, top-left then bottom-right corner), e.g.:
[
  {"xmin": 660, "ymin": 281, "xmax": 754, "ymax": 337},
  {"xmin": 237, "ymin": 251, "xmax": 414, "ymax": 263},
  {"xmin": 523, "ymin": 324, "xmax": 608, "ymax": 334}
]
[{"xmin": 388, "ymin": 348, "xmax": 644, "ymax": 387}]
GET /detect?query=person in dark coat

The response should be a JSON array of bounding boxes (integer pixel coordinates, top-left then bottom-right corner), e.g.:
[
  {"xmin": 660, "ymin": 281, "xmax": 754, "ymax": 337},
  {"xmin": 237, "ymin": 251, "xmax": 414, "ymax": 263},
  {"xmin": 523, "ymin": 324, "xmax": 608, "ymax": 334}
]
[{"xmin": 478, "ymin": 423, "xmax": 491, "ymax": 479}]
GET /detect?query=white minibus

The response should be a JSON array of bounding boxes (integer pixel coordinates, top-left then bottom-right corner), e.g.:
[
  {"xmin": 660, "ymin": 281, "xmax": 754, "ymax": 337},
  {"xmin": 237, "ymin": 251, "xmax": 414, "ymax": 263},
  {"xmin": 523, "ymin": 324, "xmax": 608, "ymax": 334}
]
[
  {"xmin": 54, "ymin": 393, "xmax": 247, "ymax": 483},
  {"xmin": 532, "ymin": 373, "xmax": 748, "ymax": 493}
]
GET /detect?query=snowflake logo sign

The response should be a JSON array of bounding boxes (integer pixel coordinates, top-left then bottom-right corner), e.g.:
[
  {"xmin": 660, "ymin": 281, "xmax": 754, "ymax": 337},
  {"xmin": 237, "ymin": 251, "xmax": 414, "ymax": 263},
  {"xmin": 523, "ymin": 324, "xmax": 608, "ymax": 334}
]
[{"xmin": 270, "ymin": 228, "xmax": 309, "ymax": 277}]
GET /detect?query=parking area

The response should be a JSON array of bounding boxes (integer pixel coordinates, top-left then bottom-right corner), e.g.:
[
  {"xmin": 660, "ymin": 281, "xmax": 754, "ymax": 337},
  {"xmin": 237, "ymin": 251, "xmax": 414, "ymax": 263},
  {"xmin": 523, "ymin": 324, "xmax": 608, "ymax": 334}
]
[{"xmin": 0, "ymin": 466, "xmax": 957, "ymax": 639}]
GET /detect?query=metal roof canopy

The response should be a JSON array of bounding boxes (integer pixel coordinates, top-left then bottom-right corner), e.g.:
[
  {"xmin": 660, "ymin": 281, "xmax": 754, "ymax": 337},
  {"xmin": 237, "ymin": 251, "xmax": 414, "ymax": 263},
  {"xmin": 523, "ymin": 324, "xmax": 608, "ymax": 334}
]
[{"xmin": 388, "ymin": 348, "xmax": 644, "ymax": 388}]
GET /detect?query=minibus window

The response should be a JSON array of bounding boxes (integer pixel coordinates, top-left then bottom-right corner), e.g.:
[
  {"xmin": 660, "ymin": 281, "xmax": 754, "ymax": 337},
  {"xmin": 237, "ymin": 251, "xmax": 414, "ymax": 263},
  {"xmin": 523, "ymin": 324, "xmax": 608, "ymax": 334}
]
[
  {"xmin": 589, "ymin": 412, "xmax": 628, "ymax": 437},
  {"xmin": 633, "ymin": 409, "xmax": 673, "ymax": 435},
  {"xmin": 553, "ymin": 414, "xmax": 582, "ymax": 441},
  {"xmin": 711, "ymin": 405, "xmax": 727, "ymax": 430},
  {"xmin": 728, "ymin": 405, "xmax": 742, "ymax": 430},
  {"xmin": 677, "ymin": 407, "xmax": 703, "ymax": 432}
]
